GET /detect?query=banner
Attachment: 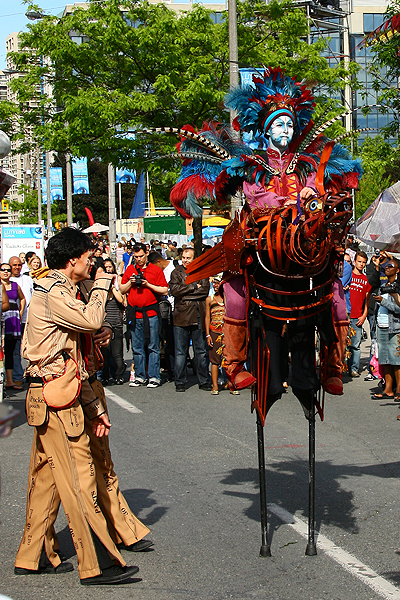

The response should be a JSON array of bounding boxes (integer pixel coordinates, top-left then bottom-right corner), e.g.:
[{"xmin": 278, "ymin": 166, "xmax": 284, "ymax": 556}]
[
  {"xmin": 239, "ymin": 68, "xmax": 263, "ymax": 149},
  {"xmin": 72, "ymin": 157, "xmax": 89, "ymax": 194},
  {"xmin": 116, "ymin": 168, "xmax": 136, "ymax": 184},
  {"xmin": 40, "ymin": 177, "xmax": 52, "ymax": 204},
  {"xmin": 129, "ymin": 171, "xmax": 145, "ymax": 218},
  {"xmin": 50, "ymin": 167, "xmax": 63, "ymax": 202}
]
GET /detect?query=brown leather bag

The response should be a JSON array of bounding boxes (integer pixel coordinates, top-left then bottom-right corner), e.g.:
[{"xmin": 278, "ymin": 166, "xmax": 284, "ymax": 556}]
[{"xmin": 42, "ymin": 356, "xmax": 81, "ymax": 409}]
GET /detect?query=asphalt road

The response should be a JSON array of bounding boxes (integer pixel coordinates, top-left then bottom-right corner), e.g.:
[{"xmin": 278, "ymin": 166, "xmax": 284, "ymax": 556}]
[{"xmin": 2, "ymin": 344, "xmax": 400, "ymax": 600}]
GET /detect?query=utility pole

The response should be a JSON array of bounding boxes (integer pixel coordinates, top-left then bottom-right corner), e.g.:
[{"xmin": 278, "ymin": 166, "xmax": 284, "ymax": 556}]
[
  {"xmin": 65, "ymin": 152, "xmax": 73, "ymax": 226},
  {"xmin": 45, "ymin": 150, "xmax": 52, "ymax": 237},
  {"xmin": 228, "ymin": 0, "xmax": 242, "ymax": 219},
  {"xmin": 36, "ymin": 146, "xmax": 42, "ymax": 223},
  {"xmin": 108, "ymin": 163, "xmax": 116, "ymax": 259}
]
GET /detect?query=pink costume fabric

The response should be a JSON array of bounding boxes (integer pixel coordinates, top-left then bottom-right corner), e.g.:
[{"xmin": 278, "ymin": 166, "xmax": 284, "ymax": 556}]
[
  {"xmin": 242, "ymin": 149, "xmax": 317, "ymax": 210},
  {"xmin": 223, "ymin": 276, "xmax": 247, "ymax": 320}
]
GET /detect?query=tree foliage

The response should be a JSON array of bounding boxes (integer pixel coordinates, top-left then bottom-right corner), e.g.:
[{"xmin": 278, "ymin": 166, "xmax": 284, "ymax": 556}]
[
  {"xmin": 354, "ymin": 135, "xmax": 398, "ymax": 218},
  {"xmin": 7, "ymin": 1, "xmax": 357, "ymax": 160}
]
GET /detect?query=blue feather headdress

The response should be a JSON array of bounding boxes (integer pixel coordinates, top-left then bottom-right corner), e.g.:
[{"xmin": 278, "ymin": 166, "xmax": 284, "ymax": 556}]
[{"xmin": 225, "ymin": 67, "xmax": 315, "ymax": 141}]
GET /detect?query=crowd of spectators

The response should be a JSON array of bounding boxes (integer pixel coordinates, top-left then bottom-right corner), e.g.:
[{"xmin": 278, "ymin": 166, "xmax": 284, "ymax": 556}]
[
  {"xmin": 3, "ymin": 232, "xmax": 400, "ymax": 403},
  {"xmin": 339, "ymin": 235, "xmax": 400, "ymax": 418}
]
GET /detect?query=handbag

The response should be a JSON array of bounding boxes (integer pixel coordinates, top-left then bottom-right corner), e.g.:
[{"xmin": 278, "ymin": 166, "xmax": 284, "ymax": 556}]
[{"xmin": 42, "ymin": 355, "xmax": 81, "ymax": 409}]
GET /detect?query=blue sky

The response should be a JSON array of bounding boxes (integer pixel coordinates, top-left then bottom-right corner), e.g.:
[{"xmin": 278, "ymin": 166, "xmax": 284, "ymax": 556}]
[
  {"xmin": 0, "ymin": 1, "xmax": 66, "ymax": 69},
  {"xmin": 0, "ymin": 0, "xmax": 220, "ymax": 70}
]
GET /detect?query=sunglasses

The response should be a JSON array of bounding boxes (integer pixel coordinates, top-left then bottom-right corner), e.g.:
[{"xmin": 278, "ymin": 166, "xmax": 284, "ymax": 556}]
[
  {"xmin": 385, "ymin": 263, "xmax": 397, "ymax": 269},
  {"xmin": 0, "ymin": 268, "xmax": 11, "ymax": 272}
]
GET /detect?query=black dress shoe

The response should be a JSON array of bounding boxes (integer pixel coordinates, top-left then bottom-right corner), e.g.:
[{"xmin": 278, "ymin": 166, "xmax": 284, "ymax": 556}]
[
  {"xmin": 80, "ymin": 564, "xmax": 139, "ymax": 586},
  {"xmin": 175, "ymin": 385, "xmax": 185, "ymax": 392},
  {"xmin": 123, "ymin": 539, "xmax": 154, "ymax": 552},
  {"xmin": 199, "ymin": 383, "xmax": 212, "ymax": 391},
  {"xmin": 15, "ymin": 562, "xmax": 74, "ymax": 575}
]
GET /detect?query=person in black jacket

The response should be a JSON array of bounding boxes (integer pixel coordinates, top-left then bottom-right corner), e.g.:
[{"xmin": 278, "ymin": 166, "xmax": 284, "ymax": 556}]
[{"xmin": 169, "ymin": 248, "xmax": 212, "ymax": 392}]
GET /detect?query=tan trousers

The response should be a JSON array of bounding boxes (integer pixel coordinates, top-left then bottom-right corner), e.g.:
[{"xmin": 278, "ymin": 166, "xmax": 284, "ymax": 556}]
[
  {"xmin": 85, "ymin": 407, "xmax": 150, "ymax": 547},
  {"xmin": 15, "ymin": 401, "xmax": 149, "ymax": 576},
  {"xmin": 15, "ymin": 408, "xmax": 126, "ymax": 579}
]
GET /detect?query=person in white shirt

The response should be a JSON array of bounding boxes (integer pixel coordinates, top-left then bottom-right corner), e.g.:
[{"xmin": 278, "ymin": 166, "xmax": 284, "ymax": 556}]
[{"xmin": 9, "ymin": 255, "xmax": 34, "ymax": 385}]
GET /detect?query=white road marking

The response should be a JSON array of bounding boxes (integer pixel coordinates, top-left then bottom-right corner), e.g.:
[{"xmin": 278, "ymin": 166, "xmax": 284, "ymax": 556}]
[
  {"xmin": 270, "ymin": 503, "xmax": 400, "ymax": 600},
  {"xmin": 104, "ymin": 389, "xmax": 142, "ymax": 413}
]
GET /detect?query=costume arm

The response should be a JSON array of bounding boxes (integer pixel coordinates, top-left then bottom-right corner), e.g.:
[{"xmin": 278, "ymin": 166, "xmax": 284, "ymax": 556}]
[{"xmin": 48, "ymin": 277, "xmax": 112, "ymax": 333}]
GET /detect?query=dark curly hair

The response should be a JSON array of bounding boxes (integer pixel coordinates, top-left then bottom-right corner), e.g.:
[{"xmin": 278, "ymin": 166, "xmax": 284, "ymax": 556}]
[{"xmin": 45, "ymin": 227, "xmax": 94, "ymax": 269}]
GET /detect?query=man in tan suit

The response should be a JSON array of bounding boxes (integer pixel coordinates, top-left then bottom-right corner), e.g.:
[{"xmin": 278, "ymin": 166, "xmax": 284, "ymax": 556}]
[{"xmin": 15, "ymin": 228, "xmax": 140, "ymax": 586}]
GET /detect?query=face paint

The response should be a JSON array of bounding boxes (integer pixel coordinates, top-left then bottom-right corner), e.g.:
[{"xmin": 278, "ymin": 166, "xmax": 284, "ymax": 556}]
[{"xmin": 267, "ymin": 116, "xmax": 294, "ymax": 153}]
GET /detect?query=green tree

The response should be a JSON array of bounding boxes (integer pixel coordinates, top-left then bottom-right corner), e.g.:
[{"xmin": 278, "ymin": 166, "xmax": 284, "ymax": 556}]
[
  {"xmin": 354, "ymin": 136, "xmax": 397, "ymax": 218},
  {"xmin": 4, "ymin": 0, "xmax": 361, "ymax": 236},
  {"xmin": 8, "ymin": 0, "xmax": 357, "ymax": 165},
  {"xmin": 10, "ymin": 184, "xmax": 67, "ymax": 224}
]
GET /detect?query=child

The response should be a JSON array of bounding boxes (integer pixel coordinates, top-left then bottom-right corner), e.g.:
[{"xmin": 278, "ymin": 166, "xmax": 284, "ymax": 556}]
[{"xmin": 205, "ymin": 275, "xmax": 239, "ymax": 395}]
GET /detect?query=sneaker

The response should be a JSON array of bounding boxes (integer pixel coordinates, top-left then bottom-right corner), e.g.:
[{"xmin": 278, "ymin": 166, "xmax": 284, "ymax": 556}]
[
  {"xmin": 129, "ymin": 371, "xmax": 137, "ymax": 387},
  {"xmin": 199, "ymin": 383, "xmax": 213, "ymax": 391},
  {"xmin": 364, "ymin": 373, "xmax": 377, "ymax": 381},
  {"xmin": 351, "ymin": 370, "xmax": 360, "ymax": 378},
  {"xmin": 147, "ymin": 378, "xmax": 161, "ymax": 388},
  {"xmin": 130, "ymin": 377, "xmax": 147, "ymax": 387}
]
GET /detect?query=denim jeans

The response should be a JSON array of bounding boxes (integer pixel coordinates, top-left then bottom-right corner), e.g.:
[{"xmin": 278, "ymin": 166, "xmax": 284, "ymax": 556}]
[
  {"xmin": 174, "ymin": 322, "xmax": 209, "ymax": 387},
  {"xmin": 348, "ymin": 317, "xmax": 363, "ymax": 373},
  {"xmin": 367, "ymin": 313, "xmax": 376, "ymax": 373},
  {"xmin": 102, "ymin": 327, "xmax": 125, "ymax": 380},
  {"xmin": 130, "ymin": 315, "xmax": 160, "ymax": 382}
]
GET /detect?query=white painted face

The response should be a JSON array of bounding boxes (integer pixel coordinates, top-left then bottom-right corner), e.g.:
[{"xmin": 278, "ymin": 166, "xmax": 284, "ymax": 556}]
[{"xmin": 267, "ymin": 115, "xmax": 294, "ymax": 153}]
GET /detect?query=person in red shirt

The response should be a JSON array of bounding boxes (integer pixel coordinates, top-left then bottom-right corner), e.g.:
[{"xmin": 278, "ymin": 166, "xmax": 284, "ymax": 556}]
[
  {"xmin": 348, "ymin": 250, "xmax": 371, "ymax": 377},
  {"xmin": 120, "ymin": 243, "xmax": 168, "ymax": 388}
]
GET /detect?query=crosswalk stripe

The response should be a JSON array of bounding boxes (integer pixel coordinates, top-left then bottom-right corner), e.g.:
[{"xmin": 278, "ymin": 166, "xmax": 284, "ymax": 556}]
[
  {"xmin": 270, "ymin": 503, "xmax": 400, "ymax": 600},
  {"xmin": 104, "ymin": 389, "xmax": 142, "ymax": 414}
]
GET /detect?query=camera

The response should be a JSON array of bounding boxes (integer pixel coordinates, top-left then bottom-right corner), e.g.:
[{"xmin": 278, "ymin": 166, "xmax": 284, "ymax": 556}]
[
  {"xmin": 380, "ymin": 282, "xmax": 400, "ymax": 294},
  {"xmin": 133, "ymin": 270, "xmax": 145, "ymax": 287},
  {"xmin": 374, "ymin": 249, "xmax": 380, "ymax": 257}
]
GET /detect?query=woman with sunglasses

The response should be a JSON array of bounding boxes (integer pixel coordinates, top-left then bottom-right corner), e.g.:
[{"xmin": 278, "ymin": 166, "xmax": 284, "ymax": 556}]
[
  {"xmin": 372, "ymin": 259, "xmax": 400, "ymax": 401},
  {"xmin": 0, "ymin": 263, "xmax": 25, "ymax": 389}
]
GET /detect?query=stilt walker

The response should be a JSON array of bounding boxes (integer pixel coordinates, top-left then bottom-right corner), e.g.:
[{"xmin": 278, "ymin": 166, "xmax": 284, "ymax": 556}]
[{"xmin": 143, "ymin": 67, "xmax": 362, "ymax": 555}]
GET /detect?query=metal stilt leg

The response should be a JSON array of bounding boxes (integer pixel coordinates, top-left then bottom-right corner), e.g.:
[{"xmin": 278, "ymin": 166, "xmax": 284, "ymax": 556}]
[
  {"xmin": 305, "ymin": 399, "xmax": 317, "ymax": 556},
  {"xmin": 257, "ymin": 414, "xmax": 271, "ymax": 557}
]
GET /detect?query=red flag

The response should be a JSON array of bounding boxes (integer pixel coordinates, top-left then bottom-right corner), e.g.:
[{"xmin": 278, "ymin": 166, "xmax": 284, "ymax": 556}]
[{"xmin": 85, "ymin": 207, "xmax": 95, "ymax": 225}]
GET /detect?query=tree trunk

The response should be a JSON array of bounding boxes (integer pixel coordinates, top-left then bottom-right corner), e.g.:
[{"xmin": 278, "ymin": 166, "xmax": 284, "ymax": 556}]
[{"xmin": 192, "ymin": 216, "xmax": 202, "ymax": 257}]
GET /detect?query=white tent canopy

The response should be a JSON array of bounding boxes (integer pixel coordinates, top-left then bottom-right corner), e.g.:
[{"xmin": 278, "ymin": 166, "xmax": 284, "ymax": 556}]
[
  {"xmin": 82, "ymin": 223, "xmax": 109, "ymax": 233},
  {"xmin": 352, "ymin": 181, "xmax": 400, "ymax": 252}
]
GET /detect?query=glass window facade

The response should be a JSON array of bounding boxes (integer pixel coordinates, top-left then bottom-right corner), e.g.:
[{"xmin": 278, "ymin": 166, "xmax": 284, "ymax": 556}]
[{"xmin": 350, "ymin": 32, "xmax": 396, "ymax": 144}]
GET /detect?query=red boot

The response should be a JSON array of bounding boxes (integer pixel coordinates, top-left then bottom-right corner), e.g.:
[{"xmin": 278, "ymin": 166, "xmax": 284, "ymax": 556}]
[
  {"xmin": 324, "ymin": 320, "xmax": 349, "ymax": 395},
  {"xmin": 222, "ymin": 317, "xmax": 257, "ymax": 391}
]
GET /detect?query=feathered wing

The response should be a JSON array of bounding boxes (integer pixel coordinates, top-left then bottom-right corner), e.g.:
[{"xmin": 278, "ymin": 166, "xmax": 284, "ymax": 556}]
[{"xmin": 170, "ymin": 123, "xmax": 251, "ymax": 219}]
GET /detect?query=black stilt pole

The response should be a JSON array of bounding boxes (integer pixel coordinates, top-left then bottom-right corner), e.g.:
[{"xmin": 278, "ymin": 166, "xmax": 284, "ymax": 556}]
[
  {"xmin": 305, "ymin": 397, "xmax": 317, "ymax": 556},
  {"xmin": 257, "ymin": 413, "xmax": 271, "ymax": 557}
]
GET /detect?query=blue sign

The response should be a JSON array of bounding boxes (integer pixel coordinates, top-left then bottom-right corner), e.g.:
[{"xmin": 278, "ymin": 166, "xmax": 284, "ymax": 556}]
[
  {"xmin": 40, "ymin": 177, "xmax": 53, "ymax": 204},
  {"xmin": 72, "ymin": 157, "xmax": 90, "ymax": 194},
  {"xmin": 50, "ymin": 167, "xmax": 63, "ymax": 202},
  {"xmin": 116, "ymin": 168, "xmax": 136, "ymax": 184},
  {"xmin": 239, "ymin": 68, "xmax": 264, "ymax": 149}
]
